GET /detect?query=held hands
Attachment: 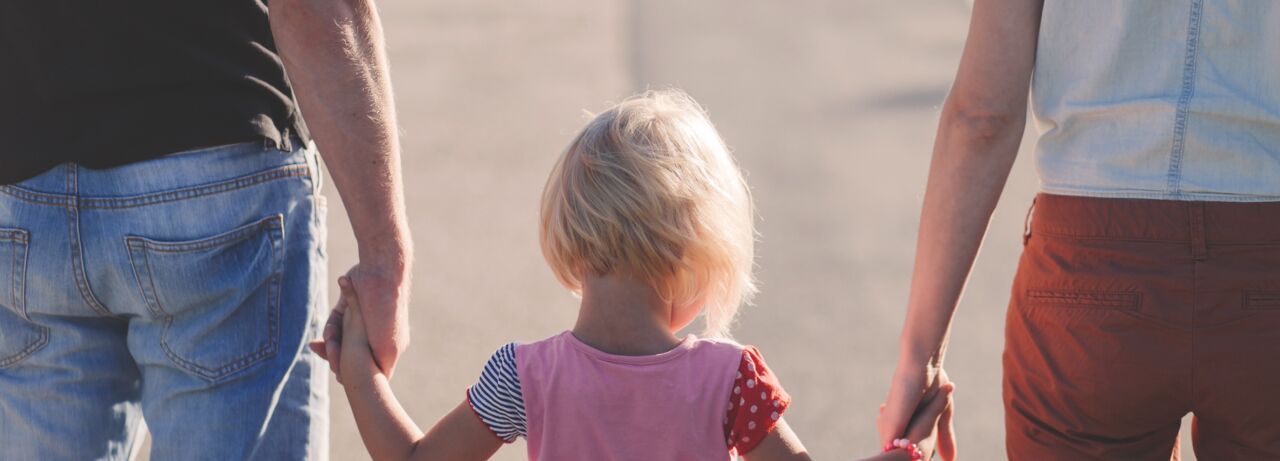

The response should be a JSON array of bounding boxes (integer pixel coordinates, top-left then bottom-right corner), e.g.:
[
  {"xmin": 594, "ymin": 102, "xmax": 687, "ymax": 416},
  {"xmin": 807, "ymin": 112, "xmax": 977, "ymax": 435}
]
[
  {"xmin": 309, "ymin": 276, "xmax": 382, "ymax": 383},
  {"xmin": 309, "ymin": 260, "xmax": 411, "ymax": 379},
  {"xmin": 877, "ymin": 369, "xmax": 956, "ymax": 461}
]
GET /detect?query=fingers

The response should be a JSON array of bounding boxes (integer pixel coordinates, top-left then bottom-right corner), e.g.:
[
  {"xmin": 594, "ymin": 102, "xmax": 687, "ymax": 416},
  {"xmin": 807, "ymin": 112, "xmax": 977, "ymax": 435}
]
[
  {"xmin": 879, "ymin": 382, "xmax": 927, "ymax": 443},
  {"xmin": 308, "ymin": 340, "xmax": 328, "ymax": 360},
  {"xmin": 321, "ymin": 305, "xmax": 344, "ymax": 377},
  {"xmin": 342, "ymin": 291, "xmax": 359, "ymax": 333},
  {"xmin": 338, "ymin": 275, "xmax": 359, "ymax": 311},
  {"xmin": 341, "ymin": 280, "xmax": 368, "ymax": 334},
  {"xmin": 326, "ymin": 331, "xmax": 342, "ymax": 380},
  {"xmin": 904, "ymin": 383, "xmax": 955, "ymax": 442},
  {"xmin": 318, "ymin": 274, "xmax": 367, "ymax": 384},
  {"xmin": 923, "ymin": 383, "xmax": 954, "ymax": 422},
  {"xmin": 340, "ymin": 270, "xmax": 408, "ymax": 378},
  {"xmin": 937, "ymin": 395, "xmax": 957, "ymax": 461},
  {"xmin": 321, "ymin": 303, "xmax": 343, "ymax": 347}
]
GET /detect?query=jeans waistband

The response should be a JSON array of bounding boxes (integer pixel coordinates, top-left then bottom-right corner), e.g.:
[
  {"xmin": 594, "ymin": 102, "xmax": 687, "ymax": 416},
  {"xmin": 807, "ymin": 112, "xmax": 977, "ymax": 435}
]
[
  {"xmin": 1031, "ymin": 193, "xmax": 1280, "ymax": 245},
  {"xmin": 0, "ymin": 140, "xmax": 313, "ymax": 207}
]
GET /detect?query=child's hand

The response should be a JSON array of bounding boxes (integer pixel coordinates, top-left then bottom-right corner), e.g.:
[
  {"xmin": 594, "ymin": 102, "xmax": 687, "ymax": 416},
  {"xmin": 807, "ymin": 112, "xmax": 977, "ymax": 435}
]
[
  {"xmin": 309, "ymin": 286, "xmax": 346, "ymax": 379},
  {"xmin": 336, "ymin": 276, "xmax": 383, "ymax": 384},
  {"xmin": 308, "ymin": 283, "xmax": 348, "ymax": 378},
  {"xmin": 880, "ymin": 377, "xmax": 956, "ymax": 461},
  {"xmin": 308, "ymin": 276, "xmax": 382, "ymax": 384}
]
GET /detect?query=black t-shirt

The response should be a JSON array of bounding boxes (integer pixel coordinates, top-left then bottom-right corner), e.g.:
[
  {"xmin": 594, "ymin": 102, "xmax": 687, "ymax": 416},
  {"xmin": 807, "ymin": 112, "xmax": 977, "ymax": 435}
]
[{"xmin": 0, "ymin": 0, "xmax": 309, "ymax": 185}]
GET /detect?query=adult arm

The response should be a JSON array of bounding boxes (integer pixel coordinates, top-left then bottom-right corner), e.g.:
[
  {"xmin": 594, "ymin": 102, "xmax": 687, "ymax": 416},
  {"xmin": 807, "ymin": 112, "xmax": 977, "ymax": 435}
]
[
  {"xmin": 877, "ymin": 0, "xmax": 1043, "ymax": 448},
  {"xmin": 269, "ymin": 0, "xmax": 414, "ymax": 376}
]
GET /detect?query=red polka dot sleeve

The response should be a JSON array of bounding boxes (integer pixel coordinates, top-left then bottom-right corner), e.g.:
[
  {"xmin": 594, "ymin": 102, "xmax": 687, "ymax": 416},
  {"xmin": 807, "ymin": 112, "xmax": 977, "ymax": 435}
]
[{"xmin": 724, "ymin": 346, "xmax": 791, "ymax": 455}]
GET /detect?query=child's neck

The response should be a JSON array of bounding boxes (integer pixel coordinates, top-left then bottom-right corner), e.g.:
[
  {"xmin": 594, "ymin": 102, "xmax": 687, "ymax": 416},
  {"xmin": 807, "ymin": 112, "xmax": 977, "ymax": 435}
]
[{"xmin": 571, "ymin": 274, "xmax": 683, "ymax": 356}]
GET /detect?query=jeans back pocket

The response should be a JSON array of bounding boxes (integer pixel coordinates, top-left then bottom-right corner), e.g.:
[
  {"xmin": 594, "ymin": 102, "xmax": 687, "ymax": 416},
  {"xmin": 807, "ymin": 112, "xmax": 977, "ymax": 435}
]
[
  {"xmin": 126, "ymin": 215, "xmax": 284, "ymax": 381},
  {"xmin": 0, "ymin": 228, "xmax": 47, "ymax": 368}
]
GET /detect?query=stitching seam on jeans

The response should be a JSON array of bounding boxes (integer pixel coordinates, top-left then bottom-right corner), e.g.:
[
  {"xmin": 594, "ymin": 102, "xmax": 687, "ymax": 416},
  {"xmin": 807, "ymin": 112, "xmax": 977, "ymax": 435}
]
[
  {"xmin": 0, "ymin": 327, "xmax": 49, "ymax": 369},
  {"xmin": 0, "ymin": 186, "xmax": 74, "ymax": 207},
  {"xmin": 82, "ymin": 165, "xmax": 310, "ymax": 209},
  {"xmin": 125, "ymin": 215, "xmax": 285, "ymax": 253},
  {"xmin": 7, "ymin": 229, "xmax": 29, "ymax": 320},
  {"xmin": 65, "ymin": 167, "xmax": 112, "ymax": 316},
  {"xmin": 0, "ymin": 165, "xmax": 308, "ymax": 208},
  {"xmin": 7, "ymin": 235, "xmax": 13, "ymax": 317},
  {"xmin": 0, "ymin": 230, "xmax": 46, "ymax": 368}
]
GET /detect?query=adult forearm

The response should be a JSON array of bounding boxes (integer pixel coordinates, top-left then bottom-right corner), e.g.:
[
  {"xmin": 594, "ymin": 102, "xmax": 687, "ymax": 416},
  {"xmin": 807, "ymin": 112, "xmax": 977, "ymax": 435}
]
[
  {"xmin": 899, "ymin": 104, "xmax": 1023, "ymax": 366},
  {"xmin": 270, "ymin": 0, "xmax": 412, "ymax": 264}
]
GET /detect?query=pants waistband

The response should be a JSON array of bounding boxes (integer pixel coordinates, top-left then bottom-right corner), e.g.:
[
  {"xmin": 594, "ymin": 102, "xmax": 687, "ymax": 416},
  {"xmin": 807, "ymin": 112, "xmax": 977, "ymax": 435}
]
[
  {"xmin": 1030, "ymin": 193, "xmax": 1280, "ymax": 245},
  {"xmin": 0, "ymin": 139, "xmax": 314, "ymax": 206}
]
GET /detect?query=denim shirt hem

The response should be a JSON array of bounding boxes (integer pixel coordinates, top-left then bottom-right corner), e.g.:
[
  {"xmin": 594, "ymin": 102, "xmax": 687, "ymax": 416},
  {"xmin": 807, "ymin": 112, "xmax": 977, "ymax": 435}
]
[{"xmin": 1040, "ymin": 186, "xmax": 1280, "ymax": 203}]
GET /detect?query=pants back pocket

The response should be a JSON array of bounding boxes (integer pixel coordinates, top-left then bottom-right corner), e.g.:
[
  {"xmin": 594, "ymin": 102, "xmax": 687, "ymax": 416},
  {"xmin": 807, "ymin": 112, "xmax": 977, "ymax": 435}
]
[
  {"xmin": 0, "ymin": 228, "xmax": 47, "ymax": 368},
  {"xmin": 126, "ymin": 215, "xmax": 284, "ymax": 381}
]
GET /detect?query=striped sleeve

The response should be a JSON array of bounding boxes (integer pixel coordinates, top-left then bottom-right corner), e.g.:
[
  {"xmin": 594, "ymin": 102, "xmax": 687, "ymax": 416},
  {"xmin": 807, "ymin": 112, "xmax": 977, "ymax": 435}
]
[{"xmin": 466, "ymin": 343, "xmax": 527, "ymax": 443}]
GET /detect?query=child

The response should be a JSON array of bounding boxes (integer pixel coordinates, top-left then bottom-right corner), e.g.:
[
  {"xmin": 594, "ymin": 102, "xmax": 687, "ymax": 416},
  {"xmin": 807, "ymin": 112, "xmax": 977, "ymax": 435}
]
[{"xmin": 316, "ymin": 90, "xmax": 954, "ymax": 461}]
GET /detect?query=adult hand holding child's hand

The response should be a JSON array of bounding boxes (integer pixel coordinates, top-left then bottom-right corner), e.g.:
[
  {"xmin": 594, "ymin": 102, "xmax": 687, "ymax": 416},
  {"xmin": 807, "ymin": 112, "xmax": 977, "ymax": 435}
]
[
  {"xmin": 309, "ymin": 276, "xmax": 385, "ymax": 384},
  {"xmin": 336, "ymin": 276, "xmax": 382, "ymax": 383},
  {"xmin": 877, "ymin": 369, "xmax": 956, "ymax": 461}
]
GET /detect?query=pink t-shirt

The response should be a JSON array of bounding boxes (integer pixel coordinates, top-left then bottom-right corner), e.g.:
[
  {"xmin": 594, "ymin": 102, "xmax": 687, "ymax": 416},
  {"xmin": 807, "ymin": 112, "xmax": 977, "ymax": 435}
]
[{"xmin": 466, "ymin": 331, "xmax": 791, "ymax": 460}]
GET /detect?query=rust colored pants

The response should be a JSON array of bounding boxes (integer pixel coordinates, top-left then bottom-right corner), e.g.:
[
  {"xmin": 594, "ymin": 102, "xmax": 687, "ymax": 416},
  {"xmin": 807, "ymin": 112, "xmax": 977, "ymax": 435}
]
[{"xmin": 1004, "ymin": 194, "xmax": 1280, "ymax": 460}]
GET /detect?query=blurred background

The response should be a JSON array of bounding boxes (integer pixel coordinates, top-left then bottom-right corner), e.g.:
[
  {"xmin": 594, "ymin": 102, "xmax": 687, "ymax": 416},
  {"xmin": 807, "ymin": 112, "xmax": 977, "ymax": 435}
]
[
  {"xmin": 114, "ymin": 1, "xmax": 1195, "ymax": 460},
  {"xmin": 306, "ymin": 0, "xmax": 1198, "ymax": 459}
]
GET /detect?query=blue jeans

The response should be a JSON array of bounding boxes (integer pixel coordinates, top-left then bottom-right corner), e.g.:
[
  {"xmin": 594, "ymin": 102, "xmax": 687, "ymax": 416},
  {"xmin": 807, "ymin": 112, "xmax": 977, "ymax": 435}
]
[{"xmin": 0, "ymin": 142, "xmax": 329, "ymax": 460}]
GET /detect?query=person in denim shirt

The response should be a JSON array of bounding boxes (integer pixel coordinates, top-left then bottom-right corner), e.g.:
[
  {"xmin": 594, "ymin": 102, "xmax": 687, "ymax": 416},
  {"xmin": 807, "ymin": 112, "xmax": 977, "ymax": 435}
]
[
  {"xmin": 879, "ymin": 1, "xmax": 1280, "ymax": 459},
  {"xmin": 0, "ymin": 1, "xmax": 412, "ymax": 460}
]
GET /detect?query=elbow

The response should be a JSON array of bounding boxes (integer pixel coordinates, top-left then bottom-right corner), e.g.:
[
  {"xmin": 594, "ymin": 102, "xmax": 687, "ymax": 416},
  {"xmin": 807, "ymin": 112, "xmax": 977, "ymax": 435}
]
[{"xmin": 940, "ymin": 99, "xmax": 1026, "ymax": 147}]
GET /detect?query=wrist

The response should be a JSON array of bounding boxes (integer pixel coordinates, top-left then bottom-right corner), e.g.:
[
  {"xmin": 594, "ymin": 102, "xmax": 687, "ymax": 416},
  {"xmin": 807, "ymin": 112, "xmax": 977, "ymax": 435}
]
[
  {"xmin": 883, "ymin": 439, "xmax": 925, "ymax": 461},
  {"xmin": 897, "ymin": 345, "xmax": 933, "ymax": 371},
  {"xmin": 342, "ymin": 362, "xmax": 386, "ymax": 391},
  {"xmin": 898, "ymin": 335, "xmax": 943, "ymax": 369},
  {"xmin": 356, "ymin": 233, "xmax": 414, "ymax": 273}
]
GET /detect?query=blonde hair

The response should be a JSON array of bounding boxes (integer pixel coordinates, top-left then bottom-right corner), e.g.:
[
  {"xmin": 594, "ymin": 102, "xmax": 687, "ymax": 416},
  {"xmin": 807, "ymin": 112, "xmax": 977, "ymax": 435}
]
[{"xmin": 540, "ymin": 89, "xmax": 756, "ymax": 338}]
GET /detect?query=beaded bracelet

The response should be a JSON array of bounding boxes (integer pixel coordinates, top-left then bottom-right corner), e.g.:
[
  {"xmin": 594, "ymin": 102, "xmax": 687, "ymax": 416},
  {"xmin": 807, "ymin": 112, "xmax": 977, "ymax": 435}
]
[{"xmin": 882, "ymin": 438, "xmax": 924, "ymax": 460}]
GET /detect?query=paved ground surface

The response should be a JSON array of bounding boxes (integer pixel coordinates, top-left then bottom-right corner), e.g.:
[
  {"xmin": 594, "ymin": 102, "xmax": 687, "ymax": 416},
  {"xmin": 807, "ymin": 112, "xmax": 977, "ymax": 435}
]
[{"xmin": 150, "ymin": 1, "xmax": 1200, "ymax": 459}]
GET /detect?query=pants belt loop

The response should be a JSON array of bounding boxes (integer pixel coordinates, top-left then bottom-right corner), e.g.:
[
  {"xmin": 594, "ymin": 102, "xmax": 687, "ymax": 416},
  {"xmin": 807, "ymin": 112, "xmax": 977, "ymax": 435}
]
[
  {"xmin": 281, "ymin": 129, "xmax": 295, "ymax": 152},
  {"xmin": 1189, "ymin": 202, "xmax": 1208, "ymax": 261}
]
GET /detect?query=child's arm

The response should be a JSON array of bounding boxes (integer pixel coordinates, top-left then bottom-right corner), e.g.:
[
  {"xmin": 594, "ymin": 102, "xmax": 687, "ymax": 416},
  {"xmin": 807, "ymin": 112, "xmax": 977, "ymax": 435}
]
[
  {"xmin": 743, "ymin": 383, "xmax": 954, "ymax": 461},
  {"xmin": 741, "ymin": 418, "xmax": 812, "ymax": 460},
  {"xmin": 337, "ymin": 278, "xmax": 504, "ymax": 461}
]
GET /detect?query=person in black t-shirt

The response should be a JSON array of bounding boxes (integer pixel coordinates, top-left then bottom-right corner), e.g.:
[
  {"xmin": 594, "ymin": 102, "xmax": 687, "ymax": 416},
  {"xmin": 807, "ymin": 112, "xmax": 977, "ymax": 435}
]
[{"xmin": 0, "ymin": 1, "xmax": 412, "ymax": 459}]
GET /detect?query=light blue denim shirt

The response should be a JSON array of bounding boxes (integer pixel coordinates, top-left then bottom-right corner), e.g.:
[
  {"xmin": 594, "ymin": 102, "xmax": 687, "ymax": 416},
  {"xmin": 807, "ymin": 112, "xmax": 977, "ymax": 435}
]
[{"xmin": 1032, "ymin": 1, "xmax": 1280, "ymax": 201}]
